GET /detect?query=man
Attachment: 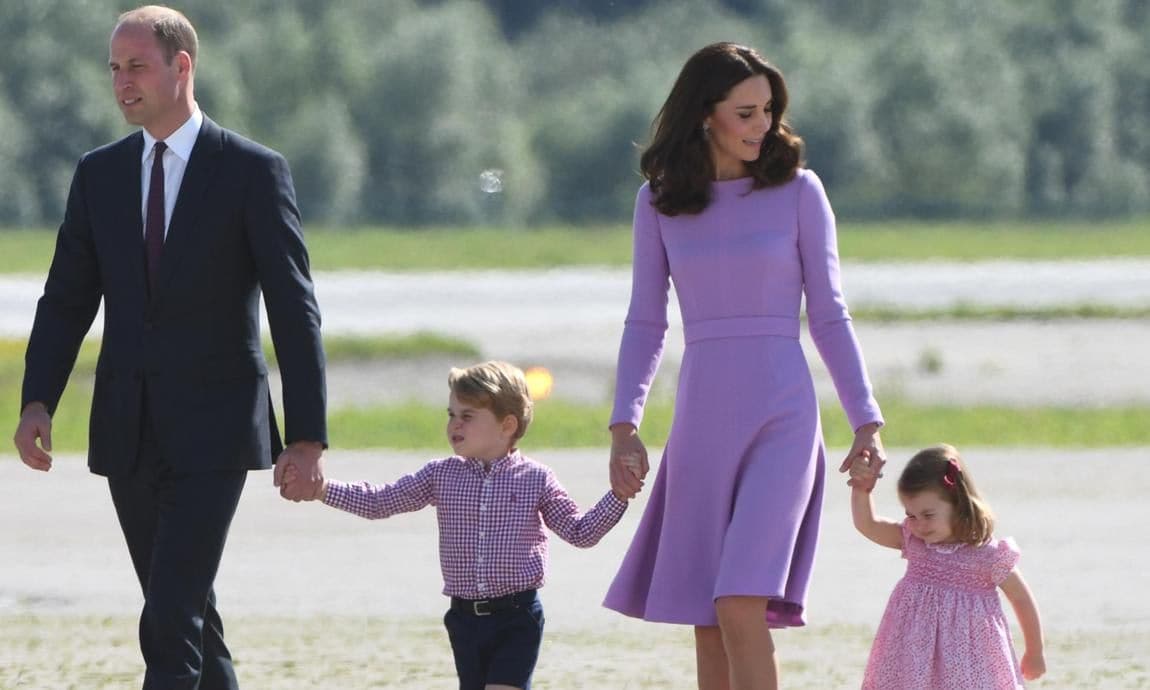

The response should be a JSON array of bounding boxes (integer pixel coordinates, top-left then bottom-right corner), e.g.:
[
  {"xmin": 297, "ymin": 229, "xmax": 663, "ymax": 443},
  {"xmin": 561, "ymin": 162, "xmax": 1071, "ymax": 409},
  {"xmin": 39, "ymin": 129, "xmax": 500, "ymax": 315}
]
[{"xmin": 13, "ymin": 6, "xmax": 327, "ymax": 688}]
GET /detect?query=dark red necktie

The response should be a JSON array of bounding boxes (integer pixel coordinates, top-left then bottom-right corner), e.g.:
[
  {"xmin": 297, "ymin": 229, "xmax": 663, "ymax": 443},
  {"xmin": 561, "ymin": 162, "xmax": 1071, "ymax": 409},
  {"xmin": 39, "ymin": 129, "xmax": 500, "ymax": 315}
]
[{"xmin": 145, "ymin": 141, "xmax": 167, "ymax": 293}]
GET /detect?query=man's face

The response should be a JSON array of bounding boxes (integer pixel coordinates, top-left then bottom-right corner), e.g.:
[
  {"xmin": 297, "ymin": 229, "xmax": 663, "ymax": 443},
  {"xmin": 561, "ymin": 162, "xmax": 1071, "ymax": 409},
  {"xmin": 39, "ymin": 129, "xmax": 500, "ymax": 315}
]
[{"xmin": 108, "ymin": 22, "xmax": 187, "ymax": 137}]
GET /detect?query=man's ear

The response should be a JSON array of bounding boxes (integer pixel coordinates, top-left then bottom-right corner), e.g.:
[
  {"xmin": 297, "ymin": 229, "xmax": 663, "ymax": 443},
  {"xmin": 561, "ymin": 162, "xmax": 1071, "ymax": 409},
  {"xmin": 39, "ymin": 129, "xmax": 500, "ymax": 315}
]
[{"xmin": 176, "ymin": 50, "xmax": 193, "ymax": 79}]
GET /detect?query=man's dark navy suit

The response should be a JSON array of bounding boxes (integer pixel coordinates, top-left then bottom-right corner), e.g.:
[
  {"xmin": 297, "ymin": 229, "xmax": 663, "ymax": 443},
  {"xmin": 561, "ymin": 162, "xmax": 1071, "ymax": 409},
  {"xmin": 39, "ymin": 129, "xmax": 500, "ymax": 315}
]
[{"xmin": 22, "ymin": 116, "xmax": 327, "ymax": 689}]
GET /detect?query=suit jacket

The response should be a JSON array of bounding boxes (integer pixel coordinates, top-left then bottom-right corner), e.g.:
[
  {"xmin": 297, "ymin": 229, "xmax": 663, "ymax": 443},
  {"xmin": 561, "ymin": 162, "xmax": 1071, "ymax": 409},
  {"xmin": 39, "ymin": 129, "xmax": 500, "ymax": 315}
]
[{"xmin": 22, "ymin": 116, "xmax": 327, "ymax": 475}]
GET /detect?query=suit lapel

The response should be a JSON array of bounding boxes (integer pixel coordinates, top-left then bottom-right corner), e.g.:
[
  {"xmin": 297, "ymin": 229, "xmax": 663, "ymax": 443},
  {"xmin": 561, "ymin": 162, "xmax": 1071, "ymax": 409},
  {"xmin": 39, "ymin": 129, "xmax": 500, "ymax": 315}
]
[
  {"xmin": 154, "ymin": 117, "xmax": 223, "ymax": 302},
  {"xmin": 116, "ymin": 133, "xmax": 149, "ymax": 296}
]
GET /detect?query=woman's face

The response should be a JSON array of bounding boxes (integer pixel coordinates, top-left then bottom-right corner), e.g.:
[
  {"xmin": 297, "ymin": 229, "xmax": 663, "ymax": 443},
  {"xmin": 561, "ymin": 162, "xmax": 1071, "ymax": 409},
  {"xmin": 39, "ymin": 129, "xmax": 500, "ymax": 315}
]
[{"xmin": 704, "ymin": 74, "xmax": 773, "ymax": 180}]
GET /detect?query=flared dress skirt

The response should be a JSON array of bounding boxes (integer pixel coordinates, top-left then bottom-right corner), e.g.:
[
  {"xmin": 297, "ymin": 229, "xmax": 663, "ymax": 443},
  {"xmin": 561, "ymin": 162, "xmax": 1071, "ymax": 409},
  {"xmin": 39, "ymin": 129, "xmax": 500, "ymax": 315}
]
[{"xmin": 603, "ymin": 324, "xmax": 825, "ymax": 628}]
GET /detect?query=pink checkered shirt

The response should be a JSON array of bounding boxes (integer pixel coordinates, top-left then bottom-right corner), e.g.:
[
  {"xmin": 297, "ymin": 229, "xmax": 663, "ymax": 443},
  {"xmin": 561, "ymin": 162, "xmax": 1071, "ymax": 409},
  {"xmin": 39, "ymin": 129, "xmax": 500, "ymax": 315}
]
[{"xmin": 322, "ymin": 450, "xmax": 628, "ymax": 599}]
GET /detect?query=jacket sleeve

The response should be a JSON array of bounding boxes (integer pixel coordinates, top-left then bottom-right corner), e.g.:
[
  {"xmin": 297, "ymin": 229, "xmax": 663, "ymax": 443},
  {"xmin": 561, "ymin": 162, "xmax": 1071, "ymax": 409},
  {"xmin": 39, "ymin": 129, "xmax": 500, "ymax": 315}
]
[
  {"xmin": 22, "ymin": 156, "xmax": 103, "ymax": 414},
  {"xmin": 244, "ymin": 150, "xmax": 328, "ymax": 446}
]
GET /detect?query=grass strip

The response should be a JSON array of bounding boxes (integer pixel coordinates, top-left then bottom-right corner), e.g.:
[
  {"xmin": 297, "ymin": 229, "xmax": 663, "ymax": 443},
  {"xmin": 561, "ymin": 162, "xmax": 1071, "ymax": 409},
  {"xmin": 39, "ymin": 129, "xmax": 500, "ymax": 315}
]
[
  {"xmin": 852, "ymin": 303, "xmax": 1150, "ymax": 322},
  {"xmin": 0, "ymin": 614, "xmax": 1143, "ymax": 689},
  {"xmin": 328, "ymin": 398, "xmax": 1150, "ymax": 450},
  {"xmin": 3, "ymin": 219, "xmax": 1149, "ymax": 273},
  {"xmin": 0, "ymin": 333, "xmax": 479, "ymax": 379},
  {"xmin": 5, "ymin": 394, "xmax": 1148, "ymax": 454}
]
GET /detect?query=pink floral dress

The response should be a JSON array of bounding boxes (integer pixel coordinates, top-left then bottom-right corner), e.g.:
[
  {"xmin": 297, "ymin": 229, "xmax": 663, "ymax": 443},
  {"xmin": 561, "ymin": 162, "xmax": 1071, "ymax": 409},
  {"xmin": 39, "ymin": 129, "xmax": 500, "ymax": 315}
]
[{"xmin": 862, "ymin": 521, "xmax": 1025, "ymax": 689}]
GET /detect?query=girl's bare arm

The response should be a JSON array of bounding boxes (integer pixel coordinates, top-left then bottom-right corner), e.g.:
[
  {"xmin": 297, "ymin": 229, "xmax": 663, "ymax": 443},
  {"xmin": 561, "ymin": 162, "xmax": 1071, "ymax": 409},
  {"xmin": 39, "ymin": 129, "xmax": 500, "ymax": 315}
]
[{"xmin": 1000, "ymin": 568, "xmax": 1046, "ymax": 680}]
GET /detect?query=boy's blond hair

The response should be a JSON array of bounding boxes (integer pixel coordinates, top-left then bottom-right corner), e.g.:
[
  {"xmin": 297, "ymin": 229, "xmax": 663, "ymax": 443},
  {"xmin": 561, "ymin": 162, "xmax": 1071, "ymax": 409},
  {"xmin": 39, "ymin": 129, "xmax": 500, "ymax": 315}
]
[{"xmin": 448, "ymin": 361, "xmax": 534, "ymax": 441}]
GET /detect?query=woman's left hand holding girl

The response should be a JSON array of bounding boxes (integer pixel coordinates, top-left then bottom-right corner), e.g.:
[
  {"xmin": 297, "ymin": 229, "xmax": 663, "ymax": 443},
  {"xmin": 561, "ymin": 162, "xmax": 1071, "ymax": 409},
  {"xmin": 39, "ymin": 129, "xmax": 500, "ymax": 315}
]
[{"xmin": 840, "ymin": 422, "xmax": 885, "ymax": 487}]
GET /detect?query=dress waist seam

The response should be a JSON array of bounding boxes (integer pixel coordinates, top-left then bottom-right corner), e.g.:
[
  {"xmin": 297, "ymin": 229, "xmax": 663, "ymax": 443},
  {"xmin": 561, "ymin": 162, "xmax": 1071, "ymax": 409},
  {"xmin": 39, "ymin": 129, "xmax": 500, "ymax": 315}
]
[{"xmin": 683, "ymin": 316, "xmax": 799, "ymax": 344}]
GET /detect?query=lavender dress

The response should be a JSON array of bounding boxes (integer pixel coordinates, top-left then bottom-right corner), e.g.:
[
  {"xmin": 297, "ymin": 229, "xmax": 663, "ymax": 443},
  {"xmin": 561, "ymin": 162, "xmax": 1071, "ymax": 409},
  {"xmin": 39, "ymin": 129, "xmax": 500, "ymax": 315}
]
[{"xmin": 603, "ymin": 170, "xmax": 882, "ymax": 627}]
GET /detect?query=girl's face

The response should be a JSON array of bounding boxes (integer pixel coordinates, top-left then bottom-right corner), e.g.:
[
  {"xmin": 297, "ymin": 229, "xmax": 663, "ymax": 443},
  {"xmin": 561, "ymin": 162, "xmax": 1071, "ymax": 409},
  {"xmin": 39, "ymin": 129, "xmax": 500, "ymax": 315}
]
[
  {"xmin": 900, "ymin": 489, "xmax": 956, "ymax": 544},
  {"xmin": 446, "ymin": 393, "xmax": 516, "ymax": 464},
  {"xmin": 704, "ymin": 74, "xmax": 773, "ymax": 180}
]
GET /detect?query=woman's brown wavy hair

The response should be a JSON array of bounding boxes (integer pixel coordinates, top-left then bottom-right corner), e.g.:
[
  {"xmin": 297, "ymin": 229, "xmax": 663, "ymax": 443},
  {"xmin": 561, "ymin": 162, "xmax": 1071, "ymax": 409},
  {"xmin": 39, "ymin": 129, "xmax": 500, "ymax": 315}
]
[{"xmin": 641, "ymin": 42, "xmax": 804, "ymax": 216}]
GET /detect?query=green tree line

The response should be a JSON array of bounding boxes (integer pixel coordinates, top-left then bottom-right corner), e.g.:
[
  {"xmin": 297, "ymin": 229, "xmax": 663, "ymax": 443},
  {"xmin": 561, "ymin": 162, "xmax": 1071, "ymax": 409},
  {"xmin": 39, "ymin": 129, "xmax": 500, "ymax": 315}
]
[{"xmin": 1, "ymin": 0, "xmax": 1148, "ymax": 227}]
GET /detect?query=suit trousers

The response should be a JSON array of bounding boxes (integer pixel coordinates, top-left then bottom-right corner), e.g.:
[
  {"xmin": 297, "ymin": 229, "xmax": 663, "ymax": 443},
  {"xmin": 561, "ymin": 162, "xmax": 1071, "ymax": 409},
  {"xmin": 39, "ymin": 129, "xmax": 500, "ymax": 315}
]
[{"xmin": 108, "ymin": 398, "xmax": 247, "ymax": 690}]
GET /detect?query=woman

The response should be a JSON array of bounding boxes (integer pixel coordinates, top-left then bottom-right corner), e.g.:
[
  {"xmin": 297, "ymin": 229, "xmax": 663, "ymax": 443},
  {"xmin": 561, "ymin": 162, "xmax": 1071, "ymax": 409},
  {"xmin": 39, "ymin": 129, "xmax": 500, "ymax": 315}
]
[{"xmin": 603, "ymin": 43, "xmax": 886, "ymax": 690}]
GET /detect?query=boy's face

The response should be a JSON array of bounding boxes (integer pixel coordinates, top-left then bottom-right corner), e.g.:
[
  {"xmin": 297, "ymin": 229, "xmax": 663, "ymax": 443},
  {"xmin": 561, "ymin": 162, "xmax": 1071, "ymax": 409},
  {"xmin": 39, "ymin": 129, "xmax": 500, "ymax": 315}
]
[{"xmin": 446, "ymin": 393, "xmax": 516, "ymax": 463}]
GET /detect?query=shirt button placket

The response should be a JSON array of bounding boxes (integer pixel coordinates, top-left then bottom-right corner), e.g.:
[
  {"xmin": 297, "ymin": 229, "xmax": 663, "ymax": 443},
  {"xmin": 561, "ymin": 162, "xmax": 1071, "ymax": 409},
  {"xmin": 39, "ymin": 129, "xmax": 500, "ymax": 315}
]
[{"xmin": 476, "ymin": 473, "xmax": 492, "ymax": 593}]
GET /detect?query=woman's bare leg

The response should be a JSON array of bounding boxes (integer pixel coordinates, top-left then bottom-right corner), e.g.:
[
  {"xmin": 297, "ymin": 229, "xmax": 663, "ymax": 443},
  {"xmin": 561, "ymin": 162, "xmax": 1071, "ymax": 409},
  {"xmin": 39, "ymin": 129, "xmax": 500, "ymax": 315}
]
[
  {"xmin": 695, "ymin": 625, "xmax": 730, "ymax": 690},
  {"xmin": 715, "ymin": 596, "xmax": 777, "ymax": 690}
]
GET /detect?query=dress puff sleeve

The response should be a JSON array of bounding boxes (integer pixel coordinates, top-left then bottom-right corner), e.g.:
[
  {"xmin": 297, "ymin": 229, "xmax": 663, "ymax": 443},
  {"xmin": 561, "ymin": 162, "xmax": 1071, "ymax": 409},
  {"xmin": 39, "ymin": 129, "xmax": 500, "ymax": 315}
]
[
  {"xmin": 899, "ymin": 519, "xmax": 914, "ymax": 558},
  {"xmin": 989, "ymin": 537, "xmax": 1022, "ymax": 585}
]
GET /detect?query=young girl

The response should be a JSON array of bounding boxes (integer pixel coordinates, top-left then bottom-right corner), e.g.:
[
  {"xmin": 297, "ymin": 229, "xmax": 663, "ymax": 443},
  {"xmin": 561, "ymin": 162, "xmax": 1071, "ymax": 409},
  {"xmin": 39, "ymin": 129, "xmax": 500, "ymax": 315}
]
[{"xmin": 848, "ymin": 444, "xmax": 1046, "ymax": 689}]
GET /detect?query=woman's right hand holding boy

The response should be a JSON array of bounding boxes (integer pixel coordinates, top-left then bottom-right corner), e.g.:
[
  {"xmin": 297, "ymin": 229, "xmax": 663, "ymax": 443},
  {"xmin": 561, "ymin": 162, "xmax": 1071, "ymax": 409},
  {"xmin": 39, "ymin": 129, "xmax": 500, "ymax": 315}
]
[{"xmin": 609, "ymin": 423, "xmax": 648, "ymax": 500}]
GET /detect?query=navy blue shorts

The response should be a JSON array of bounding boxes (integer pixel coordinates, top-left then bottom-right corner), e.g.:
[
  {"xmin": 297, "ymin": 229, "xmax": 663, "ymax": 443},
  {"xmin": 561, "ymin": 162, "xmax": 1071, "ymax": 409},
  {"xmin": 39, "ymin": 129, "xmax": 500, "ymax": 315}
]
[{"xmin": 444, "ymin": 590, "xmax": 545, "ymax": 690}]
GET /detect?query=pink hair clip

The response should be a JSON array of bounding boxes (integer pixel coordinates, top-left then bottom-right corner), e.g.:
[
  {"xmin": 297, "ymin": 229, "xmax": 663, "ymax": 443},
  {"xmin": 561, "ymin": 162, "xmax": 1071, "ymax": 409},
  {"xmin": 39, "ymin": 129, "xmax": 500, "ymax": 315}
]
[{"xmin": 942, "ymin": 458, "xmax": 961, "ymax": 489}]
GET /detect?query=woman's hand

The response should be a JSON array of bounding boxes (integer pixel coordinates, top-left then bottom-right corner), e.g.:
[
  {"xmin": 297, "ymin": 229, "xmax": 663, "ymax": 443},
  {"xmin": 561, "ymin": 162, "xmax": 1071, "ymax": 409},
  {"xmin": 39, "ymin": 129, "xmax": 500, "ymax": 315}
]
[
  {"xmin": 609, "ymin": 423, "xmax": 648, "ymax": 500},
  {"xmin": 847, "ymin": 450, "xmax": 881, "ymax": 493},
  {"xmin": 840, "ymin": 422, "xmax": 886, "ymax": 488}
]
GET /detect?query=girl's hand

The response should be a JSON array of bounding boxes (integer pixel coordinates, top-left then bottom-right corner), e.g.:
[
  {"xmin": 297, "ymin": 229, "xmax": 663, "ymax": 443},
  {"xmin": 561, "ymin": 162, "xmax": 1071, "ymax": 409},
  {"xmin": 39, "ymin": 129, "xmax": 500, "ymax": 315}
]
[
  {"xmin": 847, "ymin": 450, "xmax": 882, "ymax": 492},
  {"xmin": 610, "ymin": 424, "xmax": 648, "ymax": 500},
  {"xmin": 840, "ymin": 421, "xmax": 885, "ymax": 477},
  {"xmin": 1020, "ymin": 650, "xmax": 1046, "ymax": 680}
]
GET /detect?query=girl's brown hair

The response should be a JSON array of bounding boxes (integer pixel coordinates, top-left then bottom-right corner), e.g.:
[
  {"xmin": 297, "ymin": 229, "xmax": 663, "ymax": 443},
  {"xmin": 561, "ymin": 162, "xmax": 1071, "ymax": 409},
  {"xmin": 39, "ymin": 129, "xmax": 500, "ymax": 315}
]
[
  {"xmin": 641, "ymin": 42, "xmax": 804, "ymax": 216},
  {"xmin": 897, "ymin": 444, "xmax": 996, "ymax": 546}
]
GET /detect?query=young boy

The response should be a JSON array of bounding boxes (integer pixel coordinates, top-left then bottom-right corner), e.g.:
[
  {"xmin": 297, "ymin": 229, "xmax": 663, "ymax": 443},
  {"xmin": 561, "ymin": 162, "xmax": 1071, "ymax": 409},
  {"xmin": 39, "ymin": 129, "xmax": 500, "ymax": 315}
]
[{"xmin": 285, "ymin": 360, "xmax": 630, "ymax": 690}]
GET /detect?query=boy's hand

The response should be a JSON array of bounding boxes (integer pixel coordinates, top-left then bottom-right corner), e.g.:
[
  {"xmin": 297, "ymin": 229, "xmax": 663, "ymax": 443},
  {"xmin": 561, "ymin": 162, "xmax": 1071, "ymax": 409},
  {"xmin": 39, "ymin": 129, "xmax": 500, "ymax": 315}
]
[
  {"xmin": 281, "ymin": 464, "xmax": 325, "ymax": 501},
  {"xmin": 609, "ymin": 425, "xmax": 648, "ymax": 500},
  {"xmin": 847, "ymin": 450, "xmax": 883, "ymax": 493},
  {"xmin": 609, "ymin": 454, "xmax": 643, "ymax": 501}
]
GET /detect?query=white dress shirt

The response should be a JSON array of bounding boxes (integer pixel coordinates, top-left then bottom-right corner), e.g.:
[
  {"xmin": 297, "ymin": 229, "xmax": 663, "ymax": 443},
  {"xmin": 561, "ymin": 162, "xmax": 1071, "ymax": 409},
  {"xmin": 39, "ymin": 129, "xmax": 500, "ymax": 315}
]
[{"xmin": 140, "ymin": 107, "xmax": 204, "ymax": 238}]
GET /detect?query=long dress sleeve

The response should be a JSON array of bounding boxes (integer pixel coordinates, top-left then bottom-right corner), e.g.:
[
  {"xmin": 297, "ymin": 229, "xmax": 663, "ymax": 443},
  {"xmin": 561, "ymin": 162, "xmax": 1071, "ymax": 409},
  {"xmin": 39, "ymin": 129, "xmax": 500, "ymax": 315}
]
[
  {"xmin": 610, "ymin": 184, "xmax": 671, "ymax": 428},
  {"xmin": 796, "ymin": 171, "xmax": 883, "ymax": 431}
]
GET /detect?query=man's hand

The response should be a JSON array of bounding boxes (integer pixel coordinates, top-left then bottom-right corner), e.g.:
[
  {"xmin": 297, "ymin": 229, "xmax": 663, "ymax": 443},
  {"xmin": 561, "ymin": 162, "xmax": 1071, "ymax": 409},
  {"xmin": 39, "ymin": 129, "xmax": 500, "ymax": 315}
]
[
  {"xmin": 14, "ymin": 402, "xmax": 53, "ymax": 471},
  {"xmin": 281, "ymin": 463, "xmax": 326, "ymax": 501},
  {"xmin": 274, "ymin": 440, "xmax": 325, "ymax": 502}
]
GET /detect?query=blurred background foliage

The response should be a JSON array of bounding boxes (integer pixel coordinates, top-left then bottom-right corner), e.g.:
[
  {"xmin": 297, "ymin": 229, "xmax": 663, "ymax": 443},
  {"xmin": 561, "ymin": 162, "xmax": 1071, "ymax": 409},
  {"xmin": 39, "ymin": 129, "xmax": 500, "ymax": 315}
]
[{"xmin": 1, "ymin": 0, "xmax": 1148, "ymax": 227}]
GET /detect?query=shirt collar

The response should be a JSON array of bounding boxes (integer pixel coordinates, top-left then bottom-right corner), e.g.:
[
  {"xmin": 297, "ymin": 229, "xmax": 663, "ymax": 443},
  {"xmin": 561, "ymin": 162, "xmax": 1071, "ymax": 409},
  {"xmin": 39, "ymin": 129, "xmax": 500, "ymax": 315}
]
[
  {"xmin": 141, "ymin": 106, "xmax": 204, "ymax": 163},
  {"xmin": 461, "ymin": 448, "xmax": 521, "ymax": 472}
]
